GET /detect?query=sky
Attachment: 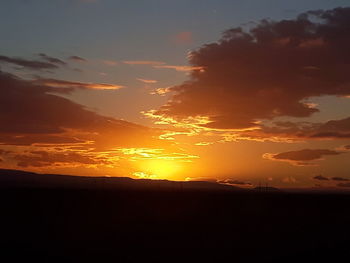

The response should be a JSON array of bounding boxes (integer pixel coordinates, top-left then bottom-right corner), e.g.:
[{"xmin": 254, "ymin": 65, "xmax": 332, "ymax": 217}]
[{"xmin": 1, "ymin": 0, "xmax": 350, "ymax": 188}]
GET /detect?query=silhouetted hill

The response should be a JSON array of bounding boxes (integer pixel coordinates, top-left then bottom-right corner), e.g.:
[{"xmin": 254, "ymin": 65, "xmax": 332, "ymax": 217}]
[
  {"xmin": 253, "ymin": 186, "xmax": 282, "ymax": 192},
  {"xmin": 0, "ymin": 169, "xmax": 245, "ymax": 191},
  {"xmin": 0, "ymin": 169, "xmax": 349, "ymax": 262}
]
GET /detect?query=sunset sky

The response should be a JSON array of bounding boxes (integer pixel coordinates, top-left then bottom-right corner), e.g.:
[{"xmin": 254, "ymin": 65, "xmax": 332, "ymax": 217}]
[{"xmin": 1, "ymin": 0, "xmax": 350, "ymax": 188}]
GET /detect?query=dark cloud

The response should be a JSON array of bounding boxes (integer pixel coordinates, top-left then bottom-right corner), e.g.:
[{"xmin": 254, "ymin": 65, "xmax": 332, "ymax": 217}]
[
  {"xmin": 14, "ymin": 150, "xmax": 107, "ymax": 168},
  {"xmin": 68, "ymin": 56, "xmax": 87, "ymax": 62},
  {"xmin": 0, "ymin": 134, "xmax": 85, "ymax": 146},
  {"xmin": 264, "ymin": 149, "xmax": 343, "ymax": 166},
  {"xmin": 0, "ymin": 70, "xmax": 158, "ymax": 144},
  {"xmin": 0, "ymin": 71, "xmax": 95, "ymax": 134},
  {"xmin": 155, "ymin": 7, "xmax": 350, "ymax": 129},
  {"xmin": 313, "ymin": 175, "xmax": 329, "ymax": 181},
  {"xmin": 0, "ymin": 55, "xmax": 59, "ymax": 70},
  {"xmin": 0, "ymin": 70, "xmax": 170, "ymax": 168},
  {"xmin": 242, "ymin": 116, "xmax": 350, "ymax": 141},
  {"xmin": 37, "ymin": 53, "xmax": 66, "ymax": 65},
  {"xmin": 332, "ymin": 177, "xmax": 349, "ymax": 181},
  {"xmin": 309, "ymin": 117, "xmax": 350, "ymax": 138}
]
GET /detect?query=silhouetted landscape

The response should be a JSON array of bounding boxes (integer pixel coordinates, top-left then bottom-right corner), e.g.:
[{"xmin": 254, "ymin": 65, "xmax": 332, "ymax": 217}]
[{"xmin": 0, "ymin": 169, "xmax": 349, "ymax": 262}]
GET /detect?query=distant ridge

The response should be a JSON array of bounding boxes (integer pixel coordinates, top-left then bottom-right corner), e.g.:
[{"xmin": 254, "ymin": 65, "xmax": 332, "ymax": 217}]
[{"xmin": 0, "ymin": 169, "xmax": 247, "ymax": 192}]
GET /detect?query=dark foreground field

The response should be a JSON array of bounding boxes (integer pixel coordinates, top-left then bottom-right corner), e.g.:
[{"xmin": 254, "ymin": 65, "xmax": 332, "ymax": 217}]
[{"xmin": 0, "ymin": 171, "xmax": 349, "ymax": 262}]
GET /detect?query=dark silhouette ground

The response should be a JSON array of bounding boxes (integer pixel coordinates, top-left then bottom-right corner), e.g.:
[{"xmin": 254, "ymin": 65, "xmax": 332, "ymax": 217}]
[{"xmin": 0, "ymin": 169, "xmax": 349, "ymax": 262}]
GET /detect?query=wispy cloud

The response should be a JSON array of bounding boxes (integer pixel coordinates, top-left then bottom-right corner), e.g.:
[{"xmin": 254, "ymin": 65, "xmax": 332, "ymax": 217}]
[
  {"xmin": 37, "ymin": 53, "xmax": 66, "ymax": 66},
  {"xmin": 123, "ymin": 60, "xmax": 165, "ymax": 65},
  {"xmin": 137, "ymin": 78, "xmax": 158, "ymax": 84},
  {"xmin": 68, "ymin": 56, "xmax": 87, "ymax": 62},
  {"xmin": 35, "ymin": 78, "xmax": 124, "ymax": 90},
  {"xmin": 153, "ymin": 65, "xmax": 204, "ymax": 72},
  {"xmin": 0, "ymin": 55, "xmax": 59, "ymax": 70}
]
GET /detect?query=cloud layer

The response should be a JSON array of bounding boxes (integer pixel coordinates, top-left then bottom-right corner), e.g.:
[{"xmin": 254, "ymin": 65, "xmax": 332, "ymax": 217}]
[
  {"xmin": 264, "ymin": 149, "xmax": 343, "ymax": 166},
  {"xmin": 0, "ymin": 55, "xmax": 60, "ymax": 70},
  {"xmin": 154, "ymin": 7, "xmax": 350, "ymax": 129},
  {"xmin": 0, "ymin": 70, "xmax": 169, "ymax": 169}
]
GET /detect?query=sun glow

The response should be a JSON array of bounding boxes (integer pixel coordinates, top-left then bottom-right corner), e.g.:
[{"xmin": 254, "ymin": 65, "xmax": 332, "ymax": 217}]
[{"xmin": 135, "ymin": 159, "xmax": 184, "ymax": 180}]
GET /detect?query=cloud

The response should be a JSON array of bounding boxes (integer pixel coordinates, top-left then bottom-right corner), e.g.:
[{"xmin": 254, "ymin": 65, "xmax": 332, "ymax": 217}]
[
  {"xmin": 153, "ymin": 65, "xmax": 204, "ymax": 72},
  {"xmin": 34, "ymin": 78, "xmax": 124, "ymax": 90},
  {"xmin": 195, "ymin": 142, "xmax": 214, "ymax": 146},
  {"xmin": 264, "ymin": 149, "xmax": 343, "ymax": 166},
  {"xmin": 123, "ymin": 60, "xmax": 165, "ymax": 65},
  {"xmin": 153, "ymin": 7, "xmax": 350, "ymax": 129},
  {"xmin": 0, "ymin": 134, "xmax": 85, "ymax": 146},
  {"xmin": 150, "ymin": 87, "xmax": 172, "ymax": 96},
  {"xmin": 0, "ymin": 70, "xmax": 181, "ymax": 170},
  {"xmin": 313, "ymin": 175, "xmax": 329, "ymax": 181},
  {"xmin": 137, "ymin": 78, "xmax": 158, "ymax": 84},
  {"xmin": 68, "ymin": 56, "xmax": 87, "ymax": 62},
  {"xmin": 0, "ymin": 70, "xmax": 152, "ymax": 138},
  {"xmin": 122, "ymin": 59, "xmax": 203, "ymax": 73},
  {"xmin": 37, "ymin": 53, "xmax": 66, "ymax": 65},
  {"xmin": 243, "ymin": 117, "xmax": 350, "ymax": 142},
  {"xmin": 14, "ymin": 150, "xmax": 107, "ymax": 168},
  {"xmin": 0, "ymin": 55, "xmax": 59, "ymax": 70},
  {"xmin": 332, "ymin": 177, "xmax": 349, "ymax": 181}
]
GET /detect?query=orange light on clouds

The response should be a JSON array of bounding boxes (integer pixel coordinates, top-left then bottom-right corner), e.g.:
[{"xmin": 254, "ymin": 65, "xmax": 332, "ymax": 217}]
[
  {"xmin": 35, "ymin": 79, "xmax": 124, "ymax": 90},
  {"xmin": 137, "ymin": 78, "xmax": 158, "ymax": 84}
]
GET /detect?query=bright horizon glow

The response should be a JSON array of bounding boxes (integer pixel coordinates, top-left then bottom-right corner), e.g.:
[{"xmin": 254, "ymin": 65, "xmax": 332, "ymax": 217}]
[{"xmin": 134, "ymin": 159, "xmax": 184, "ymax": 180}]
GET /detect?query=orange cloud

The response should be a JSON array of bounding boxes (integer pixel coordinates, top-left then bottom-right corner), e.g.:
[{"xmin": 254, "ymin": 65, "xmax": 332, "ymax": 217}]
[
  {"xmin": 150, "ymin": 87, "xmax": 172, "ymax": 96},
  {"xmin": 0, "ymin": 70, "xmax": 171, "ymax": 173},
  {"xmin": 153, "ymin": 65, "xmax": 204, "ymax": 72},
  {"xmin": 137, "ymin": 78, "xmax": 158, "ymax": 84}
]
